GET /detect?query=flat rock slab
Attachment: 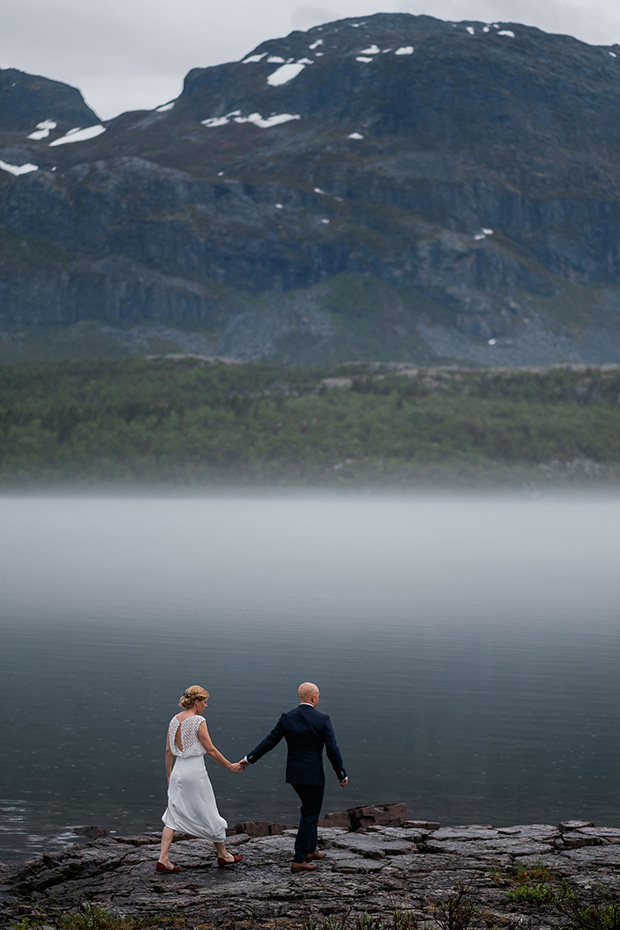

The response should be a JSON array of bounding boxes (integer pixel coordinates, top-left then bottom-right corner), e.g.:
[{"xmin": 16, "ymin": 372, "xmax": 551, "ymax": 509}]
[
  {"xmin": 2, "ymin": 820, "xmax": 620, "ymax": 928},
  {"xmin": 331, "ymin": 832, "xmax": 417, "ymax": 858}
]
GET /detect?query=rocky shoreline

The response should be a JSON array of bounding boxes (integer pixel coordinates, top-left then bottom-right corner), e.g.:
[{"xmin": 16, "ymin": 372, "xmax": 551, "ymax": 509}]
[{"xmin": 2, "ymin": 804, "xmax": 620, "ymax": 929}]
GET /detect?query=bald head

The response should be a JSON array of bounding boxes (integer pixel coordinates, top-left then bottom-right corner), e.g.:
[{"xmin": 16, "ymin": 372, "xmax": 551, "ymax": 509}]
[{"xmin": 298, "ymin": 682, "xmax": 320, "ymax": 706}]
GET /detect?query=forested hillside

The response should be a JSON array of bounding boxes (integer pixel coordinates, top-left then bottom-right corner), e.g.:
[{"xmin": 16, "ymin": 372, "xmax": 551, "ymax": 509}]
[{"xmin": 2, "ymin": 357, "xmax": 619, "ymax": 487}]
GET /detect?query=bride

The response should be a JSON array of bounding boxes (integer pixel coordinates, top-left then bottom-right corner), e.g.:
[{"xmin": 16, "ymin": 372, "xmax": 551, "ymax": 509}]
[{"xmin": 157, "ymin": 685, "xmax": 244, "ymax": 872}]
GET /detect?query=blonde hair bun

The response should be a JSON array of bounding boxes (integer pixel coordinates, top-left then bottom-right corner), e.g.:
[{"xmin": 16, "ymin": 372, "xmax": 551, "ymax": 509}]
[{"xmin": 179, "ymin": 685, "xmax": 209, "ymax": 708}]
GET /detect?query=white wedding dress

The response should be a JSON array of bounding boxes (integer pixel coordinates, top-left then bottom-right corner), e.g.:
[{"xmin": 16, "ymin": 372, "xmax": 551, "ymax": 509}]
[{"xmin": 161, "ymin": 714, "xmax": 228, "ymax": 841}]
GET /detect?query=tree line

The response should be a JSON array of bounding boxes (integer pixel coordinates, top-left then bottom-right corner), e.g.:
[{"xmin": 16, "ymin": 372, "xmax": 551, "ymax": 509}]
[{"xmin": 1, "ymin": 358, "xmax": 619, "ymax": 486}]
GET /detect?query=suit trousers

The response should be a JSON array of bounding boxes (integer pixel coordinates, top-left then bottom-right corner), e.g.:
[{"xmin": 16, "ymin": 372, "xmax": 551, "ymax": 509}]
[{"xmin": 291, "ymin": 783, "xmax": 325, "ymax": 862}]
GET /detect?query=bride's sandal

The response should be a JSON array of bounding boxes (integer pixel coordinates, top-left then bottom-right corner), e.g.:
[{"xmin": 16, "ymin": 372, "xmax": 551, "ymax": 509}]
[
  {"xmin": 156, "ymin": 861, "xmax": 182, "ymax": 873},
  {"xmin": 217, "ymin": 855, "xmax": 243, "ymax": 867}
]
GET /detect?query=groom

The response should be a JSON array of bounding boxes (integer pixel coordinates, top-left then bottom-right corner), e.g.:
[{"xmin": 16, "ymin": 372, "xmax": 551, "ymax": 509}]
[{"xmin": 240, "ymin": 682, "xmax": 348, "ymax": 872}]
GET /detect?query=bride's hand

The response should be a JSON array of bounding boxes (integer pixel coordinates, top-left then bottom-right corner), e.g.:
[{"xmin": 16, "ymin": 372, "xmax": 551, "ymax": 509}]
[{"xmin": 230, "ymin": 762, "xmax": 244, "ymax": 773}]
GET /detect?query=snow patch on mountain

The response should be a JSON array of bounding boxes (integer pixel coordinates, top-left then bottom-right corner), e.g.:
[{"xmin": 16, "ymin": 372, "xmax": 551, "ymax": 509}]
[
  {"xmin": 27, "ymin": 120, "xmax": 57, "ymax": 140},
  {"xmin": 0, "ymin": 160, "xmax": 38, "ymax": 176},
  {"xmin": 202, "ymin": 111, "xmax": 300, "ymax": 129},
  {"xmin": 267, "ymin": 63, "xmax": 307, "ymax": 86},
  {"xmin": 49, "ymin": 125, "xmax": 106, "ymax": 147}
]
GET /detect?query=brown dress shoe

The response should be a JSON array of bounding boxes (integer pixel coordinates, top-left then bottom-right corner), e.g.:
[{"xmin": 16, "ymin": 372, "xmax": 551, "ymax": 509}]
[
  {"xmin": 305, "ymin": 851, "xmax": 326, "ymax": 861},
  {"xmin": 291, "ymin": 860, "xmax": 317, "ymax": 872}
]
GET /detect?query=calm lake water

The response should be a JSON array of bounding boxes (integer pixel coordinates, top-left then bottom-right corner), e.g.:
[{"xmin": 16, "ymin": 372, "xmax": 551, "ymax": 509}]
[{"xmin": 1, "ymin": 493, "xmax": 620, "ymax": 863}]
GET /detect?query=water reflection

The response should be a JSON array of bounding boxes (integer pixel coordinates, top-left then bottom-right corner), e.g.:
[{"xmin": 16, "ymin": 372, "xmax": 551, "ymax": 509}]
[{"xmin": 1, "ymin": 493, "xmax": 619, "ymax": 862}]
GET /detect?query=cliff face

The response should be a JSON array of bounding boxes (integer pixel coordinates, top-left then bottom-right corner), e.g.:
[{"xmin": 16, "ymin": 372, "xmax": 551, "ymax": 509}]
[{"xmin": 2, "ymin": 15, "xmax": 620, "ymax": 365}]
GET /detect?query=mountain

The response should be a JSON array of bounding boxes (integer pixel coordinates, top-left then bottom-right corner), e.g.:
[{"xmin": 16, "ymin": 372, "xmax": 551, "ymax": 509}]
[
  {"xmin": 2, "ymin": 14, "xmax": 620, "ymax": 366},
  {"xmin": 0, "ymin": 69, "xmax": 98, "ymax": 134}
]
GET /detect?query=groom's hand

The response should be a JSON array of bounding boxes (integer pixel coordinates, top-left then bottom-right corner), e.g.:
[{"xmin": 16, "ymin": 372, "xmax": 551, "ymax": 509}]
[
  {"xmin": 238, "ymin": 759, "xmax": 250, "ymax": 770},
  {"xmin": 340, "ymin": 777, "xmax": 348, "ymax": 787}
]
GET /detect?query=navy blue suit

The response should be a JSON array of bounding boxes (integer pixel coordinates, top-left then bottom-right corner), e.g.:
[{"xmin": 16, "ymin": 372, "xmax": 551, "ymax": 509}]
[{"xmin": 247, "ymin": 703, "xmax": 347, "ymax": 861}]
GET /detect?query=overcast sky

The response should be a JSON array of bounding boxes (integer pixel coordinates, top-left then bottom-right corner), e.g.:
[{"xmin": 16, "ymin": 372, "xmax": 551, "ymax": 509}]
[{"xmin": 3, "ymin": 0, "xmax": 620, "ymax": 121}]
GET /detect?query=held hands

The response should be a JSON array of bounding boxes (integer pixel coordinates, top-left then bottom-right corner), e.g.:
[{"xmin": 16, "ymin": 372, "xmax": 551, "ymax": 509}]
[{"xmin": 229, "ymin": 759, "xmax": 249, "ymax": 773}]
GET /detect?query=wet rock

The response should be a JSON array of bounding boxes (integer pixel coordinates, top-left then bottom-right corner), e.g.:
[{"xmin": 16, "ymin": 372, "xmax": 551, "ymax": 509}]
[
  {"xmin": 561, "ymin": 832, "xmax": 604, "ymax": 849},
  {"xmin": 227, "ymin": 821, "xmax": 272, "ymax": 838},
  {"xmin": 348, "ymin": 803, "xmax": 409, "ymax": 831},
  {"xmin": 331, "ymin": 832, "xmax": 416, "ymax": 859},
  {"xmin": 115, "ymin": 832, "xmax": 160, "ymax": 846},
  {"xmin": 79, "ymin": 825, "xmax": 109, "ymax": 839},
  {"xmin": 406, "ymin": 819, "xmax": 440, "ymax": 831},
  {"xmin": 563, "ymin": 844, "xmax": 620, "ymax": 867},
  {"xmin": 2, "ymin": 813, "xmax": 620, "ymax": 929},
  {"xmin": 227, "ymin": 804, "xmax": 409, "ymax": 839},
  {"xmin": 559, "ymin": 819, "xmax": 596, "ymax": 832},
  {"xmin": 226, "ymin": 832, "xmax": 250, "ymax": 846},
  {"xmin": 577, "ymin": 826, "xmax": 620, "ymax": 843},
  {"xmin": 269, "ymin": 822, "xmax": 296, "ymax": 835},
  {"xmin": 318, "ymin": 811, "xmax": 351, "ymax": 829}
]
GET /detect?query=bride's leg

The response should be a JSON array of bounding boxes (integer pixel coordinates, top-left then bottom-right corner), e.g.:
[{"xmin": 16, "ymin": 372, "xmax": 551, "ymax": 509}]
[
  {"xmin": 214, "ymin": 841, "xmax": 235, "ymax": 863},
  {"xmin": 159, "ymin": 826, "xmax": 176, "ymax": 866}
]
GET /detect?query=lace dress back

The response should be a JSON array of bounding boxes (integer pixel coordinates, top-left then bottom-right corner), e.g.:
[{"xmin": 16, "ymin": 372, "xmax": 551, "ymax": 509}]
[
  {"xmin": 162, "ymin": 710, "xmax": 228, "ymax": 841},
  {"xmin": 168, "ymin": 714, "xmax": 205, "ymax": 758}
]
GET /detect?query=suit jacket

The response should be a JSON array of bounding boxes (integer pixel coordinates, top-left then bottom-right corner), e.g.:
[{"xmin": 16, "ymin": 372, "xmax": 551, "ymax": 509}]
[{"xmin": 247, "ymin": 704, "xmax": 347, "ymax": 786}]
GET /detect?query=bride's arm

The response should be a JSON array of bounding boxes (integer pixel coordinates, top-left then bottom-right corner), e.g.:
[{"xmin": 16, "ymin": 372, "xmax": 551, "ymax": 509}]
[
  {"xmin": 165, "ymin": 734, "xmax": 173, "ymax": 783},
  {"xmin": 198, "ymin": 720, "xmax": 243, "ymax": 772}
]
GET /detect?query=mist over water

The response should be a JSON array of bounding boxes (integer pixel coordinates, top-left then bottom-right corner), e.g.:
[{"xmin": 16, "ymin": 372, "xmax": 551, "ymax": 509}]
[{"xmin": 1, "ymin": 492, "xmax": 620, "ymax": 862}]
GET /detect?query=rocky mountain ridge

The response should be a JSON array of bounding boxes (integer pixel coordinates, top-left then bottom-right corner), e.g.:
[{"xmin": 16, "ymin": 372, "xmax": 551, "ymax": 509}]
[
  {"xmin": 0, "ymin": 68, "xmax": 98, "ymax": 135},
  {"xmin": 2, "ymin": 13, "xmax": 620, "ymax": 365}
]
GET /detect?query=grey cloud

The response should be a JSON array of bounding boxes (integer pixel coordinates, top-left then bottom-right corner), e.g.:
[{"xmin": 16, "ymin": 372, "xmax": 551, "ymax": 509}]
[{"xmin": 291, "ymin": 6, "xmax": 332, "ymax": 30}]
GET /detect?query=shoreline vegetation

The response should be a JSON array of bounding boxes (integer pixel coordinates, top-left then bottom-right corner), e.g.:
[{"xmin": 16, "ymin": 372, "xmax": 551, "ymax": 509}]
[
  {"xmin": 2, "ymin": 807, "xmax": 620, "ymax": 930},
  {"xmin": 1, "ymin": 357, "xmax": 620, "ymax": 489}
]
